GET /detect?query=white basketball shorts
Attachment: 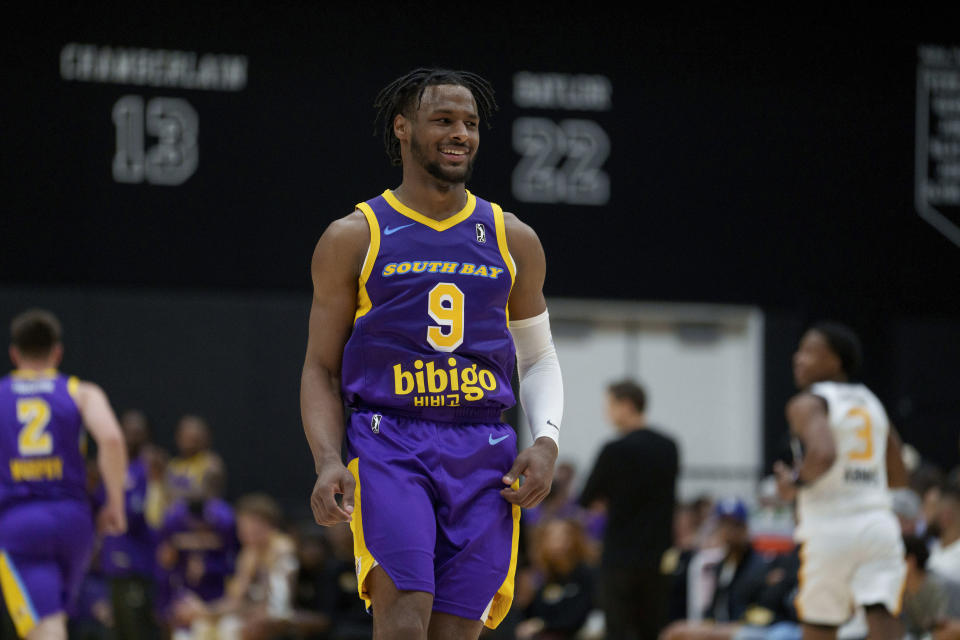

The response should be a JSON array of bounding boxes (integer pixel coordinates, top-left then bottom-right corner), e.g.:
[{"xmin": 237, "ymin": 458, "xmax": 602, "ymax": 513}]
[{"xmin": 795, "ymin": 508, "xmax": 906, "ymax": 626}]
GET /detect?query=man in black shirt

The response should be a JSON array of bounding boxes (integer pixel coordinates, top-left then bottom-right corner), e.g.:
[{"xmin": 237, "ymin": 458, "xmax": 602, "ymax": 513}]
[{"xmin": 579, "ymin": 379, "xmax": 680, "ymax": 640}]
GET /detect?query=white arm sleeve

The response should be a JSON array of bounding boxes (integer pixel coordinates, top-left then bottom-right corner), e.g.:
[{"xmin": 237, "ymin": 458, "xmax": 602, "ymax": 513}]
[{"xmin": 509, "ymin": 309, "xmax": 563, "ymax": 447}]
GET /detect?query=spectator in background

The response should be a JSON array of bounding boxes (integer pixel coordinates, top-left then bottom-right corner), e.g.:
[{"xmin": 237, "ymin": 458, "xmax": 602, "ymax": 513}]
[
  {"xmin": 143, "ymin": 439, "xmax": 169, "ymax": 530},
  {"xmin": 912, "ymin": 464, "xmax": 945, "ymax": 539},
  {"xmin": 902, "ymin": 534, "xmax": 949, "ymax": 639},
  {"xmin": 701, "ymin": 500, "xmax": 769, "ymax": 624},
  {"xmin": 321, "ymin": 522, "xmax": 374, "ymax": 640},
  {"xmin": 290, "ymin": 525, "xmax": 334, "ymax": 639},
  {"xmin": 930, "ymin": 483, "xmax": 960, "ymax": 583},
  {"xmin": 98, "ymin": 409, "xmax": 161, "ymax": 640},
  {"xmin": 662, "ymin": 499, "xmax": 800, "ymax": 640},
  {"xmin": 579, "ymin": 379, "xmax": 679, "ymax": 640},
  {"xmin": 516, "ymin": 519, "xmax": 596, "ymax": 640},
  {"xmin": 664, "ymin": 502, "xmax": 702, "ymax": 623},
  {"xmin": 691, "ymin": 496, "xmax": 719, "ymax": 548},
  {"xmin": 174, "ymin": 493, "xmax": 301, "ymax": 639},
  {"xmin": 893, "ymin": 488, "xmax": 924, "ymax": 537},
  {"xmin": 166, "ymin": 414, "xmax": 225, "ymax": 504},
  {"xmin": 158, "ymin": 467, "xmax": 238, "ymax": 634}
]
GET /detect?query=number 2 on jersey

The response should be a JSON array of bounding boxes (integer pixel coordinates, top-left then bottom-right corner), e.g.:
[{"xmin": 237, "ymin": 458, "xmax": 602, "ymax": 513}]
[
  {"xmin": 427, "ymin": 283, "xmax": 465, "ymax": 352},
  {"xmin": 17, "ymin": 398, "xmax": 53, "ymax": 456},
  {"xmin": 846, "ymin": 406, "xmax": 873, "ymax": 462}
]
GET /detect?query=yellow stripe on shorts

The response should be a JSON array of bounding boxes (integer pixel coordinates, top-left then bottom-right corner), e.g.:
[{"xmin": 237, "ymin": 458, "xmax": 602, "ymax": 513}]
[
  {"xmin": 484, "ymin": 481, "xmax": 521, "ymax": 629},
  {"xmin": 347, "ymin": 457, "xmax": 378, "ymax": 612},
  {"xmin": 0, "ymin": 551, "xmax": 38, "ymax": 638}
]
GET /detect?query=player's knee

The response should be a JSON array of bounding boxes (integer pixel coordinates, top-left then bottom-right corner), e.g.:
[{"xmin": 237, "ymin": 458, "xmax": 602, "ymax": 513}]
[{"xmin": 375, "ymin": 609, "xmax": 429, "ymax": 640}]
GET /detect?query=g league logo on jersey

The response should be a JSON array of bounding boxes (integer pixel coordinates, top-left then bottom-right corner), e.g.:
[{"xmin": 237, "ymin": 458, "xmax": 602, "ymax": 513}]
[{"xmin": 475, "ymin": 223, "xmax": 487, "ymax": 244}]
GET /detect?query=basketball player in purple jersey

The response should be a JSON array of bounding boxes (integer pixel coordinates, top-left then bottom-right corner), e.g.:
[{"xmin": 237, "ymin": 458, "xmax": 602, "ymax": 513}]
[
  {"xmin": 301, "ymin": 69, "xmax": 564, "ymax": 639},
  {"xmin": 0, "ymin": 310, "xmax": 127, "ymax": 640}
]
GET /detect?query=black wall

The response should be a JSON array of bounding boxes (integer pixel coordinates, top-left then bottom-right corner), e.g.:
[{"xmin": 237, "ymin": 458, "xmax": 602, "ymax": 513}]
[{"xmin": 3, "ymin": 5, "xmax": 959, "ymax": 484}]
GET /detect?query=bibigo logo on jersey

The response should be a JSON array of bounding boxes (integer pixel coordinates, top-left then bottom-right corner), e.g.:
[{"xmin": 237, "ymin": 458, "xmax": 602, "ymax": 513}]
[{"xmin": 393, "ymin": 357, "xmax": 498, "ymax": 407}]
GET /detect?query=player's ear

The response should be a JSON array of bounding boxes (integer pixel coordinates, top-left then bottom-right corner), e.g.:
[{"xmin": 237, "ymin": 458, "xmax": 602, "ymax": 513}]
[
  {"xmin": 51, "ymin": 343, "xmax": 64, "ymax": 368},
  {"xmin": 393, "ymin": 113, "xmax": 409, "ymax": 142},
  {"xmin": 8, "ymin": 345, "xmax": 19, "ymax": 368}
]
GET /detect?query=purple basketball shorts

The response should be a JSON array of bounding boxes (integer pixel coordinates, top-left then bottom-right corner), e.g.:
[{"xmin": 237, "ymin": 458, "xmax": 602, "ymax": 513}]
[
  {"xmin": 346, "ymin": 409, "xmax": 521, "ymax": 629},
  {"xmin": 0, "ymin": 498, "xmax": 94, "ymax": 636}
]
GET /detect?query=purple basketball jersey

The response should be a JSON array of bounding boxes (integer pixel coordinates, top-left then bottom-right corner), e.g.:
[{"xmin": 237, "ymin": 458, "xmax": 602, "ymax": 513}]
[
  {"xmin": 98, "ymin": 457, "xmax": 157, "ymax": 578},
  {"xmin": 341, "ymin": 190, "xmax": 517, "ymax": 422},
  {"xmin": 0, "ymin": 370, "xmax": 87, "ymax": 507}
]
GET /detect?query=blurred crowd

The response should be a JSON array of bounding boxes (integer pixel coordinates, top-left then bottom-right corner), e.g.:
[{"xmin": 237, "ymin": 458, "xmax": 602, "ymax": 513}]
[
  {"xmin": 67, "ymin": 410, "xmax": 372, "ymax": 640},
  {"xmin": 489, "ymin": 454, "xmax": 960, "ymax": 640},
  {"xmin": 42, "ymin": 392, "xmax": 960, "ymax": 640}
]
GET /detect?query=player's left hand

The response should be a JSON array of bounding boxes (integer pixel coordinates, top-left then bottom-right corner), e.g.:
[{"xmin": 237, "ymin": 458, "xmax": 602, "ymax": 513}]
[{"xmin": 501, "ymin": 437, "xmax": 558, "ymax": 508}]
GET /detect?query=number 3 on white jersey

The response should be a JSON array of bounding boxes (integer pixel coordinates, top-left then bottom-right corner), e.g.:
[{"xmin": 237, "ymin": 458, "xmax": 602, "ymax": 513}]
[
  {"xmin": 427, "ymin": 283, "xmax": 465, "ymax": 352},
  {"xmin": 17, "ymin": 398, "xmax": 53, "ymax": 456},
  {"xmin": 845, "ymin": 407, "xmax": 874, "ymax": 462}
]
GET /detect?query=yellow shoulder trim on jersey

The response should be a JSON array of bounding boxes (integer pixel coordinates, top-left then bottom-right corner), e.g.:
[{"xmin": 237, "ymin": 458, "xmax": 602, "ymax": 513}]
[
  {"xmin": 382, "ymin": 189, "xmax": 476, "ymax": 231},
  {"xmin": 67, "ymin": 376, "xmax": 80, "ymax": 399},
  {"xmin": 492, "ymin": 203, "xmax": 517, "ymax": 323},
  {"xmin": 0, "ymin": 551, "xmax": 39, "ymax": 638},
  {"xmin": 354, "ymin": 203, "xmax": 381, "ymax": 322}
]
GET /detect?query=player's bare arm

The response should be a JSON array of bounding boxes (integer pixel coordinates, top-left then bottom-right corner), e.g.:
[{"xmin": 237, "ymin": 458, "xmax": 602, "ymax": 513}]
[
  {"xmin": 301, "ymin": 210, "xmax": 369, "ymax": 525},
  {"xmin": 499, "ymin": 211, "xmax": 561, "ymax": 509},
  {"xmin": 76, "ymin": 380, "xmax": 128, "ymax": 535},
  {"xmin": 885, "ymin": 426, "xmax": 909, "ymax": 489},
  {"xmin": 774, "ymin": 393, "xmax": 837, "ymax": 500}
]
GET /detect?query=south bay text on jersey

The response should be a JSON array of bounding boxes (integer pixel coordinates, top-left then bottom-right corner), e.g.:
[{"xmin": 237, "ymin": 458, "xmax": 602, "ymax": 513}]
[
  {"xmin": 341, "ymin": 190, "xmax": 517, "ymax": 422},
  {"xmin": 382, "ymin": 261, "xmax": 506, "ymax": 279}
]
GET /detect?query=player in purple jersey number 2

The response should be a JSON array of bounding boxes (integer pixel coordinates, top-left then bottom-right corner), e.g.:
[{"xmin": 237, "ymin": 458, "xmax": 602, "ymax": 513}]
[
  {"xmin": 301, "ymin": 69, "xmax": 564, "ymax": 640},
  {"xmin": 0, "ymin": 310, "xmax": 127, "ymax": 640}
]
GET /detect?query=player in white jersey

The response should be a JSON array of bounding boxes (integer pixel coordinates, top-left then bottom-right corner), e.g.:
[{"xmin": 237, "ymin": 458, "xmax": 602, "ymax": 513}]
[{"xmin": 774, "ymin": 322, "xmax": 909, "ymax": 640}]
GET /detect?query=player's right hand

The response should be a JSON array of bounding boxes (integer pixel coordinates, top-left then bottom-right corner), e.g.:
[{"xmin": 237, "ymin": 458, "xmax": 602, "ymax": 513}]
[
  {"xmin": 311, "ymin": 459, "xmax": 356, "ymax": 526},
  {"xmin": 97, "ymin": 500, "xmax": 127, "ymax": 536},
  {"xmin": 773, "ymin": 461, "xmax": 799, "ymax": 502}
]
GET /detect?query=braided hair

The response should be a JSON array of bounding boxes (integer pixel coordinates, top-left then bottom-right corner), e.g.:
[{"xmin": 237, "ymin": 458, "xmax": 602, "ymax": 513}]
[{"xmin": 373, "ymin": 68, "xmax": 498, "ymax": 166}]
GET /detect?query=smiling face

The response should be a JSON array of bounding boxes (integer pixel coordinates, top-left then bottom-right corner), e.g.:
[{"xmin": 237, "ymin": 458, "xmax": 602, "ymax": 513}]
[{"xmin": 395, "ymin": 84, "xmax": 480, "ymax": 184}]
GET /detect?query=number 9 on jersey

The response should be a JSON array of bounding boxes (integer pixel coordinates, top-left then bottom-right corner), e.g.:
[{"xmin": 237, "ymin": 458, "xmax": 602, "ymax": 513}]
[{"xmin": 427, "ymin": 283, "xmax": 465, "ymax": 352}]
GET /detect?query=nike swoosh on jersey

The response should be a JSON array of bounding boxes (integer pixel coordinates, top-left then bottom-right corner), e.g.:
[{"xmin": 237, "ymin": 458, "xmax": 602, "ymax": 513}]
[
  {"xmin": 383, "ymin": 223, "xmax": 416, "ymax": 235},
  {"xmin": 489, "ymin": 434, "xmax": 510, "ymax": 445},
  {"xmin": 546, "ymin": 419, "xmax": 558, "ymax": 429}
]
